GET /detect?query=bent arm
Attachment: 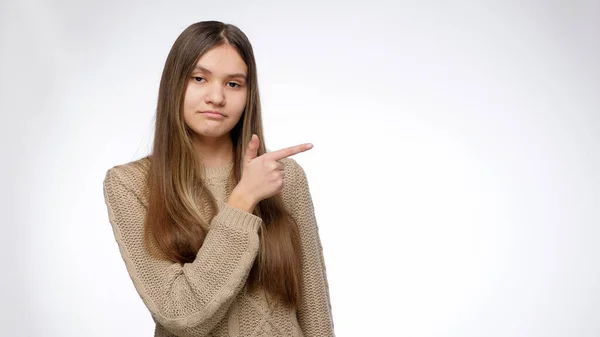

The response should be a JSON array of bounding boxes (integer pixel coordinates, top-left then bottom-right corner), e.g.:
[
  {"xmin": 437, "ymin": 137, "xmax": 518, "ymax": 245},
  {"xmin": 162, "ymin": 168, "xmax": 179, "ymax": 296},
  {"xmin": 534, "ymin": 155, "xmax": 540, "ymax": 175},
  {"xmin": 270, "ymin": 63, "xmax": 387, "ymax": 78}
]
[{"xmin": 103, "ymin": 168, "xmax": 261, "ymax": 337}]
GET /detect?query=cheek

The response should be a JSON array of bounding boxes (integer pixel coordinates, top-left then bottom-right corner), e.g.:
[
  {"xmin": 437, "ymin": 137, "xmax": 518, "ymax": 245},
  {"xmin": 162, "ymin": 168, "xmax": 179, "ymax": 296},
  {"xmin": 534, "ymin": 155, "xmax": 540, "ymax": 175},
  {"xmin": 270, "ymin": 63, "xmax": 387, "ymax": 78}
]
[
  {"xmin": 183, "ymin": 86, "xmax": 201, "ymax": 110},
  {"xmin": 182, "ymin": 89, "xmax": 199, "ymax": 127},
  {"xmin": 232, "ymin": 91, "xmax": 248, "ymax": 112}
]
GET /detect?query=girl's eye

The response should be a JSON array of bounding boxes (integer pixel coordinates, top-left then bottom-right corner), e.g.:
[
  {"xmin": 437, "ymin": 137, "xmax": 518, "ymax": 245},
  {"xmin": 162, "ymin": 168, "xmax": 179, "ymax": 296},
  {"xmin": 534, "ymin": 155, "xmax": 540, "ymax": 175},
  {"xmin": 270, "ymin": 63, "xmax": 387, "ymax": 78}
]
[
  {"xmin": 192, "ymin": 77, "xmax": 205, "ymax": 82},
  {"xmin": 228, "ymin": 82, "xmax": 241, "ymax": 88}
]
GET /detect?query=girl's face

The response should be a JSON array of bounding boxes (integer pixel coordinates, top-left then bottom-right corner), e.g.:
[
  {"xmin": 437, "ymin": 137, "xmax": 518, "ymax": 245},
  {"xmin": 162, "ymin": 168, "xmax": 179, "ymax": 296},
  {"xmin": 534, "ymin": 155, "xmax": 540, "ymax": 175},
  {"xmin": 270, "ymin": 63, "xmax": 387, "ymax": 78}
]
[{"xmin": 183, "ymin": 44, "xmax": 248, "ymax": 141}]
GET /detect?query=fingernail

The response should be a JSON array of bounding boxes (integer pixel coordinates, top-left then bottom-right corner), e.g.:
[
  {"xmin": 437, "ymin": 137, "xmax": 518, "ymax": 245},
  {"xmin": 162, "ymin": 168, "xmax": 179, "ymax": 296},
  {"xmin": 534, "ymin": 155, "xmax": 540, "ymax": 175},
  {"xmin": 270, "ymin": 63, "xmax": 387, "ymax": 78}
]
[{"xmin": 306, "ymin": 144, "xmax": 313, "ymax": 149}]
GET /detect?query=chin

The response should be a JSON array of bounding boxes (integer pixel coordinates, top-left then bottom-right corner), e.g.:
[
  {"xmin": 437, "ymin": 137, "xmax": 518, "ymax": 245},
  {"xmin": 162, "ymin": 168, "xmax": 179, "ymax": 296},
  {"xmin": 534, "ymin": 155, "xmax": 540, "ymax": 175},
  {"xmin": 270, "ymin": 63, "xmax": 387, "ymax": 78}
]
[{"xmin": 193, "ymin": 128, "xmax": 231, "ymax": 139}]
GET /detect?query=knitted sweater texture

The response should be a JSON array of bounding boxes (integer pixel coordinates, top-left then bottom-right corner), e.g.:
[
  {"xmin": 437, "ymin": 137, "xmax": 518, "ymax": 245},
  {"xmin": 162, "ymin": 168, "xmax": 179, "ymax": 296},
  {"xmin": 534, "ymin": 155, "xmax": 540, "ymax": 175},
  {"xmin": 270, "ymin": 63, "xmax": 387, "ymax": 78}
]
[{"xmin": 102, "ymin": 156, "xmax": 335, "ymax": 337}]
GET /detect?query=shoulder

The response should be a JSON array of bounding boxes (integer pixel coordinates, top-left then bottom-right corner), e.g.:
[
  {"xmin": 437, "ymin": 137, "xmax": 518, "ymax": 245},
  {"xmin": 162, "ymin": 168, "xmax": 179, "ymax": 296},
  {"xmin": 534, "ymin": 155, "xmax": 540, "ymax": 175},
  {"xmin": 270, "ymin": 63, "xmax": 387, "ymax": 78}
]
[
  {"xmin": 280, "ymin": 157, "xmax": 312, "ymax": 205},
  {"xmin": 281, "ymin": 157, "xmax": 308, "ymax": 185},
  {"xmin": 103, "ymin": 155, "xmax": 152, "ymax": 204},
  {"xmin": 104, "ymin": 155, "xmax": 151, "ymax": 186}
]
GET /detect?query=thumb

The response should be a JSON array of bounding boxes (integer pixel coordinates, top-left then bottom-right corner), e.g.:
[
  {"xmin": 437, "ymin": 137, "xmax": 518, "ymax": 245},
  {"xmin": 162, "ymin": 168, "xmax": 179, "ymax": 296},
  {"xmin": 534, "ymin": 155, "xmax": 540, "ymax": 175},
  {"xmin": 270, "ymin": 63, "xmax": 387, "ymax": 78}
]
[{"xmin": 243, "ymin": 134, "xmax": 259, "ymax": 166}]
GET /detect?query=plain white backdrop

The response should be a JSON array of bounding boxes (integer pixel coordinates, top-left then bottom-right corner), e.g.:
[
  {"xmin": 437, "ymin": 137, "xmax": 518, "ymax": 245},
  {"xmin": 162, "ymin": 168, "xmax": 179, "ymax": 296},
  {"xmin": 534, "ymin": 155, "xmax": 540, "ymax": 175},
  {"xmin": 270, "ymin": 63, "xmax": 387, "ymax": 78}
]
[{"xmin": 1, "ymin": 0, "xmax": 599, "ymax": 336}]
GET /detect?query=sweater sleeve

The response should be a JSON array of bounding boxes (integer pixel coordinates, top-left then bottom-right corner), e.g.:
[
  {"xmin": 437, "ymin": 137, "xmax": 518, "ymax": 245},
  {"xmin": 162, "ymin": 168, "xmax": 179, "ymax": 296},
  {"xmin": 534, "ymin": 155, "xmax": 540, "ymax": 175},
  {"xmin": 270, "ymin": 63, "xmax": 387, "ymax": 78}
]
[
  {"xmin": 290, "ymin": 160, "xmax": 336, "ymax": 337},
  {"xmin": 102, "ymin": 167, "xmax": 262, "ymax": 337}
]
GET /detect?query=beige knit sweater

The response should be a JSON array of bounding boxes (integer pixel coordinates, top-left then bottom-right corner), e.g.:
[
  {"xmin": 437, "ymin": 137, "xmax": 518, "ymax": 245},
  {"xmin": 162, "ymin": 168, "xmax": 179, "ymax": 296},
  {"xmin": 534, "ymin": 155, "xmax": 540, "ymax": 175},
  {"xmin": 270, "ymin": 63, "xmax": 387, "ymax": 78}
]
[{"xmin": 102, "ymin": 156, "xmax": 335, "ymax": 337}]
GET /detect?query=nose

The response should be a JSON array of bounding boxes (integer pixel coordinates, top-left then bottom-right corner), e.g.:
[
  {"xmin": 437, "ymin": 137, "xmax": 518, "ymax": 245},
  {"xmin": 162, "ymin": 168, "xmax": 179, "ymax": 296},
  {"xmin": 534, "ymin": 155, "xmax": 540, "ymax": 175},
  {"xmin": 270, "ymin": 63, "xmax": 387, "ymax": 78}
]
[{"xmin": 204, "ymin": 83, "xmax": 225, "ymax": 106}]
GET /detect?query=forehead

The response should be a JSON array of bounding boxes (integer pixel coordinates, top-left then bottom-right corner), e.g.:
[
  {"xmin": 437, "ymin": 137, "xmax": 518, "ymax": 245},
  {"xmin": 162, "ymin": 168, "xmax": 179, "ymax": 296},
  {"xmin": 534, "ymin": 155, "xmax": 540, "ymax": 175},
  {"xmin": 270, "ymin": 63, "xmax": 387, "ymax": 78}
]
[{"xmin": 195, "ymin": 44, "xmax": 247, "ymax": 74}]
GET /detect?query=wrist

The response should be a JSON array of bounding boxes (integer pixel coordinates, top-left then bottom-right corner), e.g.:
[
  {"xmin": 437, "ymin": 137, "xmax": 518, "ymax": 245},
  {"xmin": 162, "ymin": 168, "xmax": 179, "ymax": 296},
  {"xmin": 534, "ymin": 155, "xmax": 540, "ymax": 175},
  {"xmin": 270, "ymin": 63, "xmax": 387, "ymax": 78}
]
[{"xmin": 227, "ymin": 187, "xmax": 257, "ymax": 213}]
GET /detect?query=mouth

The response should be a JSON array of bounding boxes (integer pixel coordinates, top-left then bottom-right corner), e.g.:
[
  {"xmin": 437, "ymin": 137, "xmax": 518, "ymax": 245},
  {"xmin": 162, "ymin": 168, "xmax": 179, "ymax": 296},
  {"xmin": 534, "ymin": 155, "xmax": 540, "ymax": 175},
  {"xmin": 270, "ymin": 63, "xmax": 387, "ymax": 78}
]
[{"xmin": 200, "ymin": 110, "xmax": 225, "ymax": 118}]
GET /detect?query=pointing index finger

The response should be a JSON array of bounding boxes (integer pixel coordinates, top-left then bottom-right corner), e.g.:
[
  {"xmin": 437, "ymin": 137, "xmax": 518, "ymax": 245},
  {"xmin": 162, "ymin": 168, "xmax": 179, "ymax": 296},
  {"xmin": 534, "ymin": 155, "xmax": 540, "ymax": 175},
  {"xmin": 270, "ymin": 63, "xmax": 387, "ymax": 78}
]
[{"xmin": 265, "ymin": 143, "xmax": 313, "ymax": 161}]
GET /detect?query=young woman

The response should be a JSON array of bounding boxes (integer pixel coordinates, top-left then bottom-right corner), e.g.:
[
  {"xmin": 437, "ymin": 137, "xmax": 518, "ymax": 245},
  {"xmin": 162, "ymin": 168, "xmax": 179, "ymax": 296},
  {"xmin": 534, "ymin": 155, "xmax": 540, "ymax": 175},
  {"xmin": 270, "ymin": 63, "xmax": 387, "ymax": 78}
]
[{"xmin": 102, "ymin": 21, "xmax": 335, "ymax": 337}]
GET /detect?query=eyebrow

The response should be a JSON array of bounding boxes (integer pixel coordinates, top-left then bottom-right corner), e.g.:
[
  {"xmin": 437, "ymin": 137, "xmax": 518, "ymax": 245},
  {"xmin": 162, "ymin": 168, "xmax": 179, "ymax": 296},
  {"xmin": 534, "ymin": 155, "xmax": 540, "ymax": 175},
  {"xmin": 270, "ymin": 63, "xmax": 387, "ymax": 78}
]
[{"xmin": 194, "ymin": 65, "xmax": 247, "ymax": 80}]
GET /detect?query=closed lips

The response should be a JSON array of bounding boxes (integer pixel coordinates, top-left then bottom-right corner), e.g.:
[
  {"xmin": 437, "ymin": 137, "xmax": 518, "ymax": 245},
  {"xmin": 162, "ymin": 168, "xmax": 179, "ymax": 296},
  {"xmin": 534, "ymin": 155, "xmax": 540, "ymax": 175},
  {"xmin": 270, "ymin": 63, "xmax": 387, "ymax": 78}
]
[{"xmin": 201, "ymin": 111, "xmax": 224, "ymax": 116}]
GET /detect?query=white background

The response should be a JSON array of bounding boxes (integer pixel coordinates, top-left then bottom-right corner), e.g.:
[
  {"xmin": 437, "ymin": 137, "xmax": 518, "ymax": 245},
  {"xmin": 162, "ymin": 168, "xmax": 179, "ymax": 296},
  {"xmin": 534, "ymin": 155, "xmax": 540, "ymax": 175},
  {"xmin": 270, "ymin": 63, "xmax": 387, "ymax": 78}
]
[{"xmin": 1, "ymin": 0, "xmax": 599, "ymax": 336}]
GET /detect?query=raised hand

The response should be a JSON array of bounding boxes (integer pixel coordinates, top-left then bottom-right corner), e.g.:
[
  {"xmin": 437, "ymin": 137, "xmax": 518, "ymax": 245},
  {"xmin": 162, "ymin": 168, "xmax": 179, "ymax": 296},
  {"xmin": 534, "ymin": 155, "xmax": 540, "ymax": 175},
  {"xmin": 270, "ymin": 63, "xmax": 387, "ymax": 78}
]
[{"xmin": 227, "ymin": 134, "xmax": 313, "ymax": 212}]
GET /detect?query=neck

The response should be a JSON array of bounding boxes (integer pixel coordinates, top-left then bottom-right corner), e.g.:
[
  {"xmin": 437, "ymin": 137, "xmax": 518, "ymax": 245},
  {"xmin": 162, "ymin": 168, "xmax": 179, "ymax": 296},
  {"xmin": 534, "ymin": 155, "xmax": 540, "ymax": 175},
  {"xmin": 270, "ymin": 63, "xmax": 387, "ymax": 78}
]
[{"xmin": 193, "ymin": 134, "xmax": 234, "ymax": 168}]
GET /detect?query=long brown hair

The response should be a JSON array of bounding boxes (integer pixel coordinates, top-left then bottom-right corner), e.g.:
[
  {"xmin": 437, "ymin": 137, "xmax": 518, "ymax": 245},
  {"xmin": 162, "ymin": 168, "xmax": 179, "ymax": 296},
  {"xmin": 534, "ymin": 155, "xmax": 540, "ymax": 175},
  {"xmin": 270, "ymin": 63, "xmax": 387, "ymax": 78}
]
[{"xmin": 138, "ymin": 21, "xmax": 302, "ymax": 308}]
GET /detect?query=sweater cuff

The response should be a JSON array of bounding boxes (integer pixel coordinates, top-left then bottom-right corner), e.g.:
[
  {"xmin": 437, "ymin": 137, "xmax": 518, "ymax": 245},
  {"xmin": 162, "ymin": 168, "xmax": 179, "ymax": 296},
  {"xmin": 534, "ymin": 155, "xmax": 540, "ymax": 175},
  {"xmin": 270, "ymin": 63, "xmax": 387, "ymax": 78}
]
[{"xmin": 212, "ymin": 202, "xmax": 262, "ymax": 233}]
